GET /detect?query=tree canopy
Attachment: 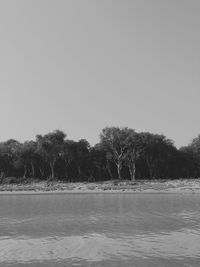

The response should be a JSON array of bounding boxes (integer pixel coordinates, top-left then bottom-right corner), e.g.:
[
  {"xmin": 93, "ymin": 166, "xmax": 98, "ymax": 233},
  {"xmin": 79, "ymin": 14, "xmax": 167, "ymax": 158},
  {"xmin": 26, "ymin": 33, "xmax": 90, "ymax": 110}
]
[{"xmin": 0, "ymin": 127, "xmax": 200, "ymax": 183}]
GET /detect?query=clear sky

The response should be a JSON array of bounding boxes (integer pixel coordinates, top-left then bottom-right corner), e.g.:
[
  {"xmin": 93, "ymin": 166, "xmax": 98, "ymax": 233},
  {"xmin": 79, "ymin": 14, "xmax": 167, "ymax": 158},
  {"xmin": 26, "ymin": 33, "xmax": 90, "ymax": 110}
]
[{"xmin": 0, "ymin": 0, "xmax": 199, "ymax": 147}]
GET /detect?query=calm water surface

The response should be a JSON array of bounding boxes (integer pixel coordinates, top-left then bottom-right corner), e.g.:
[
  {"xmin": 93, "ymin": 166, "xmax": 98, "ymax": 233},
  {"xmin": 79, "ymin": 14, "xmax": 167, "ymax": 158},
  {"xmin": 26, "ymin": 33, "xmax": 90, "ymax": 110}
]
[{"xmin": 0, "ymin": 193, "xmax": 200, "ymax": 267}]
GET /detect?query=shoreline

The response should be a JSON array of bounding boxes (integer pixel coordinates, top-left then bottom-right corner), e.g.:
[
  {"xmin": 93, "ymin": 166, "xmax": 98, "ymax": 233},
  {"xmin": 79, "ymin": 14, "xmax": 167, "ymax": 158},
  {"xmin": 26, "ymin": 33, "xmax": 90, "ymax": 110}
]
[{"xmin": 0, "ymin": 179, "xmax": 200, "ymax": 195}]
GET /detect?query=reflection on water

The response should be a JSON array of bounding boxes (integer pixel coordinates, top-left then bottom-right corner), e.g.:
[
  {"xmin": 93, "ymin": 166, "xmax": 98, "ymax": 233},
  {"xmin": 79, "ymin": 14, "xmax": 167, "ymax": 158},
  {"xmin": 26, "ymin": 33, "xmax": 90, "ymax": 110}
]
[{"xmin": 0, "ymin": 194, "xmax": 200, "ymax": 266}]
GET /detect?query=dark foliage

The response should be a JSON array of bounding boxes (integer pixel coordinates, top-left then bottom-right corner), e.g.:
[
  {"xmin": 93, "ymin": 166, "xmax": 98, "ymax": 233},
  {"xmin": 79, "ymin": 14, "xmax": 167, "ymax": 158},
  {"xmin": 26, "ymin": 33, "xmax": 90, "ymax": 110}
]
[{"xmin": 0, "ymin": 128, "xmax": 200, "ymax": 183}]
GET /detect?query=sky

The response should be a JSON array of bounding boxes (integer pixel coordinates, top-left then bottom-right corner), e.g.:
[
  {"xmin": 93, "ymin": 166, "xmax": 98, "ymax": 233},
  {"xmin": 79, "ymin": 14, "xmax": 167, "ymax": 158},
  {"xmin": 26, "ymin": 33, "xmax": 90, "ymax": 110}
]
[{"xmin": 0, "ymin": 0, "xmax": 199, "ymax": 148}]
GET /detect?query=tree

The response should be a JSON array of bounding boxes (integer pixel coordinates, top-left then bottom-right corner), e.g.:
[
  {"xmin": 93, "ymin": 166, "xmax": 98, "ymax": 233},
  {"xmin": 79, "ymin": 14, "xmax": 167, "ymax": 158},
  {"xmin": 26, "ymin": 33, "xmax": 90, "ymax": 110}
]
[
  {"xmin": 14, "ymin": 141, "xmax": 37, "ymax": 178},
  {"xmin": 36, "ymin": 130, "xmax": 66, "ymax": 178},
  {"xmin": 125, "ymin": 132, "xmax": 145, "ymax": 181},
  {"xmin": 181, "ymin": 134, "xmax": 200, "ymax": 177},
  {"xmin": 100, "ymin": 127, "xmax": 133, "ymax": 180},
  {"xmin": 60, "ymin": 140, "xmax": 76, "ymax": 181},
  {"xmin": 139, "ymin": 132, "xmax": 175, "ymax": 179},
  {"xmin": 0, "ymin": 139, "xmax": 21, "ymax": 178},
  {"xmin": 189, "ymin": 134, "xmax": 200, "ymax": 156},
  {"xmin": 72, "ymin": 139, "xmax": 90, "ymax": 181},
  {"xmin": 88, "ymin": 144, "xmax": 108, "ymax": 181},
  {"xmin": 179, "ymin": 146, "xmax": 200, "ymax": 178}
]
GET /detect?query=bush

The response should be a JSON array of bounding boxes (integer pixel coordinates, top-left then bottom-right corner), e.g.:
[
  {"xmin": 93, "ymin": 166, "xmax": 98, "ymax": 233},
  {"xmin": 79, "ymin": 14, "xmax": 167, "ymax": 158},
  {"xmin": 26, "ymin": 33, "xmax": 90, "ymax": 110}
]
[{"xmin": 1, "ymin": 176, "xmax": 28, "ymax": 184}]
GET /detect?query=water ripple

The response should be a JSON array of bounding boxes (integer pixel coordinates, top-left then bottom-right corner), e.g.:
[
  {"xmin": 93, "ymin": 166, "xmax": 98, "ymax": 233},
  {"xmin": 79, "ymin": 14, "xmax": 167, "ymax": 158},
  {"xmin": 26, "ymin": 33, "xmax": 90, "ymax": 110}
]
[
  {"xmin": 0, "ymin": 229, "xmax": 200, "ymax": 265},
  {"xmin": 1, "ymin": 194, "xmax": 200, "ymax": 266}
]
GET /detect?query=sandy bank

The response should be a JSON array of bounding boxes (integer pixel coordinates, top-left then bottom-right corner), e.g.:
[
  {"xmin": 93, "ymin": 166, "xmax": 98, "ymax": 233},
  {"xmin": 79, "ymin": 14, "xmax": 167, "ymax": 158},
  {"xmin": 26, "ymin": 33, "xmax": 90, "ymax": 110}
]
[{"xmin": 0, "ymin": 179, "xmax": 200, "ymax": 194}]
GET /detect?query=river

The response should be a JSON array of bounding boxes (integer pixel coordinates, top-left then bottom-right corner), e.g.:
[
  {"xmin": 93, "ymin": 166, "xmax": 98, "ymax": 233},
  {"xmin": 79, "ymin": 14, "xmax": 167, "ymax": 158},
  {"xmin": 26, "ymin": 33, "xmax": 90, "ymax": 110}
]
[{"xmin": 0, "ymin": 193, "xmax": 200, "ymax": 266}]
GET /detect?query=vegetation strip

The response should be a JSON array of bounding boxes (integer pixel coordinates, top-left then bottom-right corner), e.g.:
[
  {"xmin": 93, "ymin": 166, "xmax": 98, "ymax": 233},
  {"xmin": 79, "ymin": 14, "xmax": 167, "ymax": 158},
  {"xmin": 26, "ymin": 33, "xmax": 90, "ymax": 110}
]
[{"xmin": 0, "ymin": 127, "xmax": 200, "ymax": 184}]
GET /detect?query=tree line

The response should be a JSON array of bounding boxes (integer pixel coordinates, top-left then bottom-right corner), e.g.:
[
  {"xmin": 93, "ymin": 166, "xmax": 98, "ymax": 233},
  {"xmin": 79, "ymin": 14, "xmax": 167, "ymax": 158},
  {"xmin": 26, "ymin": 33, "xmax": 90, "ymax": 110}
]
[{"xmin": 0, "ymin": 127, "xmax": 200, "ymax": 183}]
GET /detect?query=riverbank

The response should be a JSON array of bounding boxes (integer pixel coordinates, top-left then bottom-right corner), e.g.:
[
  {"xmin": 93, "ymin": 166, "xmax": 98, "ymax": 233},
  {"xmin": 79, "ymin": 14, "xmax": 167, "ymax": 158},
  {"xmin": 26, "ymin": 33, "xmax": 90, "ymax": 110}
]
[{"xmin": 0, "ymin": 179, "xmax": 200, "ymax": 194}]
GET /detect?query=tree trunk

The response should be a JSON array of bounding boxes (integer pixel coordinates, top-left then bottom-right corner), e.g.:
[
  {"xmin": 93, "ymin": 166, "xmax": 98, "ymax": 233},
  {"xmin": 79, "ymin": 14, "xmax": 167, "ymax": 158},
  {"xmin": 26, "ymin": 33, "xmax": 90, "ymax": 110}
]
[
  {"xmin": 30, "ymin": 162, "xmax": 35, "ymax": 178},
  {"xmin": 78, "ymin": 165, "xmax": 81, "ymax": 181},
  {"xmin": 0, "ymin": 171, "xmax": 5, "ymax": 183},
  {"xmin": 39, "ymin": 166, "xmax": 45, "ymax": 178},
  {"xmin": 5, "ymin": 168, "xmax": 8, "ymax": 178},
  {"xmin": 106, "ymin": 161, "xmax": 113, "ymax": 180},
  {"xmin": 64, "ymin": 159, "xmax": 71, "ymax": 181},
  {"xmin": 65, "ymin": 168, "xmax": 68, "ymax": 181},
  {"xmin": 50, "ymin": 162, "xmax": 55, "ymax": 178},
  {"xmin": 129, "ymin": 160, "xmax": 136, "ymax": 181},
  {"xmin": 23, "ymin": 165, "xmax": 28, "ymax": 178},
  {"xmin": 117, "ymin": 161, "xmax": 122, "ymax": 180},
  {"xmin": 146, "ymin": 158, "xmax": 156, "ymax": 179}
]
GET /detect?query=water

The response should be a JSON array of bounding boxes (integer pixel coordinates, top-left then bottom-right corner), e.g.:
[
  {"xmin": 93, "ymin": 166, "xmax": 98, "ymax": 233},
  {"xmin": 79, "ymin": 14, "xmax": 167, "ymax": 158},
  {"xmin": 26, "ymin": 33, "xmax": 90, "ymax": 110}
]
[{"xmin": 0, "ymin": 193, "xmax": 200, "ymax": 267}]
